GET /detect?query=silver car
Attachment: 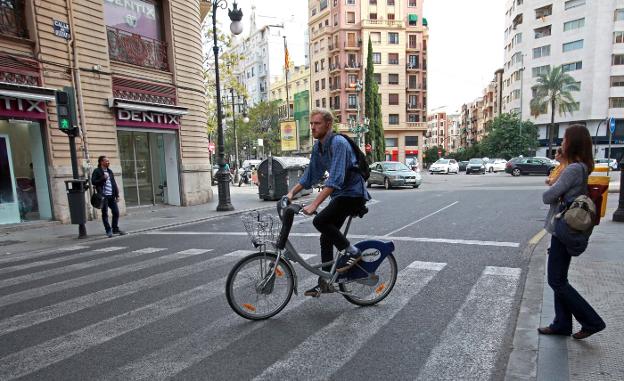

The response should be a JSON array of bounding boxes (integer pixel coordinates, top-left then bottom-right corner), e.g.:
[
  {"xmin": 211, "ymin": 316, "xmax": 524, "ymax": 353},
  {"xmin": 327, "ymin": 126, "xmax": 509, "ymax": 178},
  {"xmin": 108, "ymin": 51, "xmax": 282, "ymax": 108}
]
[{"xmin": 368, "ymin": 161, "xmax": 422, "ymax": 189}]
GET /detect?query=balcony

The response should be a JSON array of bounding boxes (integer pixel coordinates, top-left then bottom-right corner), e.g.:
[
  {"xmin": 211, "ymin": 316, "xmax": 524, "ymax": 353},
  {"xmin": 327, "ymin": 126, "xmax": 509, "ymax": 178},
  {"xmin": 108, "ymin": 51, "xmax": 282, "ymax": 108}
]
[
  {"xmin": 329, "ymin": 63, "xmax": 341, "ymax": 73},
  {"xmin": 406, "ymin": 63, "xmax": 420, "ymax": 71},
  {"xmin": 362, "ymin": 19, "xmax": 404, "ymax": 28},
  {"xmin": 344, "ymin": 41, "xmax": 362, "ymax": 50},
  {"xmin": 329, "ymin": 44, "xmax": 339, "ymax": 52},
  {"xmin": 346, "ymin": 102, "xmax": 358, "ymax": 110},
  {"xmin": 345, "ymin": 62, "xmax": 361, "ymax": 71},
  {"xmin": 406, "ymin": 103, "xmax": 421, "ymax": 110},
  {"xmin": 107, "ymin": 26, "xmax": 168, "ymax": 71},
  {"xmin": 406, "ymin": 43, "xmax": 419, "ymax": 51},
  {"xmin": 407, "ymin": 122, "xmax": 427, "ymax": 129},
  {"xmin": 0, "ymin": 2, "xmax": 28, "ymax": 39}
]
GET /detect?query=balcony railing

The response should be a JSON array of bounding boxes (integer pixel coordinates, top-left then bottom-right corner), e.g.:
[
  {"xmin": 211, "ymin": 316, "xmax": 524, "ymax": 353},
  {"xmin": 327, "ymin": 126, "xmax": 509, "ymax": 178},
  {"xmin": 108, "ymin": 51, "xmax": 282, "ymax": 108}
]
[
  {"xmin": 406, "ymin": 43, "xmax": 418, "ymax": 50},
  {"xmin": 0, "ymin": 0, "xmax": 28, "ymax": 38},
  {"xmin": 407, "ymin": 63, "xmax": 420, "ymax": 70},
  {"xmin": 345, "ymin": 62, "xmax": 361, "ymax": 69},
  {"xmin": 107, "ymin": 26, "xmax": 169, "ymax": 71},
  {"xmin": 362, "ymin": 19, "xmax": 404, "ymax": 28}
]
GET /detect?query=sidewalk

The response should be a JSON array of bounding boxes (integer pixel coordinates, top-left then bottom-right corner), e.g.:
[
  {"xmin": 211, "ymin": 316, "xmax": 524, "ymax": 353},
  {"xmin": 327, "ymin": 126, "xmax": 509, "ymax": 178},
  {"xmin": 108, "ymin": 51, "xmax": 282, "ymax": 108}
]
[
  {"xmin": 0, "ymin": 185, "xmax": 309, "ymax": 256},
  {"xmin": 506, "ymin": 192, "xmax": 624, "ymax": 381}
]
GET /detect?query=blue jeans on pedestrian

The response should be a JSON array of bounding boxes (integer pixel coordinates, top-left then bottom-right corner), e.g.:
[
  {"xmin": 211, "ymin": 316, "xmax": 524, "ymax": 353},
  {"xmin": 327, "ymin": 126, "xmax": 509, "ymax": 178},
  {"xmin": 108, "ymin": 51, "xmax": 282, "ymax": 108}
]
[
  {"xmin": 101, "ymin": 195, "xmax": 120, "ymax": 234},
  {"xmin": 547, "ymin": 235, "xmax": 605, "ymax": 333}
]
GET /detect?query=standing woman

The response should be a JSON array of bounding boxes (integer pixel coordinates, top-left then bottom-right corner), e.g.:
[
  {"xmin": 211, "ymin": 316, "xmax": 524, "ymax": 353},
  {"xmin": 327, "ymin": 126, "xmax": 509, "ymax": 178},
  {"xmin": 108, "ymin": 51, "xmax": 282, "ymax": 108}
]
[{"xmin": 539, "ymin": 125, "xmax": 605, "ymax": 340}]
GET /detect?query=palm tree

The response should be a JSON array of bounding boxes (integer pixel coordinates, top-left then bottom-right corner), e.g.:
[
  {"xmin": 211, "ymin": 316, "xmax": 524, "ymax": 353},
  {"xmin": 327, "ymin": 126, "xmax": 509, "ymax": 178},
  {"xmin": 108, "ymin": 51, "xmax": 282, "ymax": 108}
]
[{"xmin": 529, "ymin": 65, "xmax": 580, "ymax": 158}]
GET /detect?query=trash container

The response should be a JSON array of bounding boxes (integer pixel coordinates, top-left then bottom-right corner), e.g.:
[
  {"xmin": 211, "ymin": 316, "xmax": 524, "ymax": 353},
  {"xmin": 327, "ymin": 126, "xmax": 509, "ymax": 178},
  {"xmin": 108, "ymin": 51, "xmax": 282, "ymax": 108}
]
[
  {"xmin": 65, "ymin": 179, "xmax": 89, "ymax": 224},
  {"xmin": 258, "ymin": 156, "xmax": 312, "ymax": 201},
  {"xmin": 589, "ymin": 166, "xmax": 610, "ymax": 221}
]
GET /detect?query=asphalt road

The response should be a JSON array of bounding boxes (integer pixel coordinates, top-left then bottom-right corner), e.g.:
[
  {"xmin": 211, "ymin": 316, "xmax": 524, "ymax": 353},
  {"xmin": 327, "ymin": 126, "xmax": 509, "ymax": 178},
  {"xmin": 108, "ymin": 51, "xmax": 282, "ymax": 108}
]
[{"xmin": 0, "ymin": 171, "xmax": 552, "ymax": 380}]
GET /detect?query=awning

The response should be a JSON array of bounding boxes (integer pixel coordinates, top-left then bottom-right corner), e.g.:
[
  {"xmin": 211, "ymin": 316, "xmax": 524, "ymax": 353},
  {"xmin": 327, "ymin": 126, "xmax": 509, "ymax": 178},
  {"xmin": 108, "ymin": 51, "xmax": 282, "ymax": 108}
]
[
  {"xmin": 0, "ymin": 84, "xmax": 56, "ymax": 102},
  {"xmin": 409, "ymin": 14, "xmax": 418, "ymax": 22},
  {"xmin": 422, "ymin": 17, "xmax": 428, "ymax": 26},
  {"xmin": 108, "ymin": 98, "xmax": 188, "ymax": 115}
]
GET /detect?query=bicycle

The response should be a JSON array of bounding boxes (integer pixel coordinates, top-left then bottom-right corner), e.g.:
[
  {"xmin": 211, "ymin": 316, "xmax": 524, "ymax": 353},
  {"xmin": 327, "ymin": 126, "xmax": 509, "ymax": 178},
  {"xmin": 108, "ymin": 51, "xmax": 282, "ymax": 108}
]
[{"xmin": 225, "ymin": 196, "xmax": 398, "ymax": 320}]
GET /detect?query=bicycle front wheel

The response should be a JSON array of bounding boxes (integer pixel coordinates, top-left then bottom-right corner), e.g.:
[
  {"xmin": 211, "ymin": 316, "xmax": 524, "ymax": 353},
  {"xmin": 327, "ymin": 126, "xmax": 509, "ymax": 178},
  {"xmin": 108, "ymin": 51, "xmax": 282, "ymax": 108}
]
[
  {"xmin": 339, "ymin": 253, "xmax": 398, "ymax": 306},
  {"xmin": 226, "ymin": 252, "xmax": 294, "ymax": 320}
]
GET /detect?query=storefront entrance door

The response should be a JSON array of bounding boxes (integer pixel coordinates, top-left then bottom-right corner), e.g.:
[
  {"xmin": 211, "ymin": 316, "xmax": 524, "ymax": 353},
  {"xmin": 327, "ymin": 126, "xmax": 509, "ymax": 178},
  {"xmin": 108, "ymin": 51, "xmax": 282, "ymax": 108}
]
[{"xmin": 0, "ymin": 135, "xmax": 20, "ymax": 224}]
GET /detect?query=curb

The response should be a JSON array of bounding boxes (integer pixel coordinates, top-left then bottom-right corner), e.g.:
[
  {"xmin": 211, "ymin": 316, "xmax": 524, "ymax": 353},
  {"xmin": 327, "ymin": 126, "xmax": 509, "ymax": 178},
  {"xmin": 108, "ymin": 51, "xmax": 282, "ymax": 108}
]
[{"xmin": 505, "ymin": 229, "xmax": 549, "ymax": 381}]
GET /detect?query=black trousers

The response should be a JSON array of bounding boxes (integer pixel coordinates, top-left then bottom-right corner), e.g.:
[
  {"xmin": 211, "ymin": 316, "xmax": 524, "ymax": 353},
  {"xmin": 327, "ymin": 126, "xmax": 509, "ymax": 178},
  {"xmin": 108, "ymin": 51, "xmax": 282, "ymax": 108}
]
[
  {"xmin": 312, "ymin": 196, "xmax": 366, "ymax": 271},
  {"xmin": 101, "ymin": 196, "xmax": 120, "ymax": 233}
]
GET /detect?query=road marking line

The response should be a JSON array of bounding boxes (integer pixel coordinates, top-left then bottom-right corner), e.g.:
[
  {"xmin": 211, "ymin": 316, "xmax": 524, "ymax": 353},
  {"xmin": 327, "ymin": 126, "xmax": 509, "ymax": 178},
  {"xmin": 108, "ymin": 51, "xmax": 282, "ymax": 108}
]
[
  {"xmin": 145, "ymin": 232, "xmax": 519, "ymax": 248},
  {"xmin": 175, "ymin": 249, "xmax": 212, "ymax": 255},
  {"xmin": 0, "ymin": 249, "xmax": 212, "ymax": 308},
  {"xmin": 94, "ymin": 247, "xmax": 127, "ymax": 253},
  {"xmin": 408, "ymin": 261, "xmax": 447, "ymax": 271},
  {"xmin": 131, "ymin": 247, "xmax": 166, "ymax": 254},
  {"xmin": 0, "ymin": 248, "xmax": 167, "ymax": 289},
  {"xmin": 252, "ymin": 260, "xmax": 447, "ymax": 381},
  {"xmin": 99, "ymin": 275, "xmax": 320, "ymax": 381},
  {"xmin": 0, "ymin": 251, "xmax": 243, "ymax": 336},
  {"xmin": 383, "ymin": 201, "xmax": 459, "ymax": 236},
  {"xmin": 223, "ymin": 250, "xmax": 257, "ymax": 257},
  {"xmin": 416, "ymin": 266, "xmax": 522, "ymax": 381},
  {"xmin": 0, "ymin": 245, "xmax": 90, "ymax": 266},
  {"xmin": 529, "ymin": 229, "xmax": 546, "ymax": 245},
  {"xmin": 0, "ymin": 249, "xmax": 104, "ymax": 275}
]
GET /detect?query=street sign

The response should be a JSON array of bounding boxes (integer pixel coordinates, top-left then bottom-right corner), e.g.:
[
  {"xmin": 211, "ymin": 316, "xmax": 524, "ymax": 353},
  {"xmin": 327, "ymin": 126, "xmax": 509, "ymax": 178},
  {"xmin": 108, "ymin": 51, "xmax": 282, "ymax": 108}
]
[
  {"xmin": 208, "ymin": 142, "xmax": 215, "ymax": 153},
  {"xmin": 53, "ymin": 20, "xmax": 71, "ymax": 40},
  {"xmin": 609, "ymin": 117, "xmax": 616, "ymax": 134},
  {"xmin": 437, "ymin": 150, "xmax": 442, "ymax": 157},
  {"xmin": 365, "ymin": 143, "xmax": 372, "ymax": 153}
]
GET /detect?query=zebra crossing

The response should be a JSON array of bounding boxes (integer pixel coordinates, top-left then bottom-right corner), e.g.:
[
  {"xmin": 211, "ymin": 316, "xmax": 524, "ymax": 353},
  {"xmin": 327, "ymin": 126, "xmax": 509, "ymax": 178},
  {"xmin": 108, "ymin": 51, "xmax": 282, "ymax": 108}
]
[{"xmin": 0, "ymin": 243, "xmax": 523, "ymax": 380}]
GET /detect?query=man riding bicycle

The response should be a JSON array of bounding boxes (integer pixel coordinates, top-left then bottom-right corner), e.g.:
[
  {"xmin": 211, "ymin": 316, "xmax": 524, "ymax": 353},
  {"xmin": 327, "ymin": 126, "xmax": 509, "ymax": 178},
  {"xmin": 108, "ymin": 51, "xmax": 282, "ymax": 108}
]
[{"xmin": 287, "ymin": 108, "xmax": 370, "ymax": 297}]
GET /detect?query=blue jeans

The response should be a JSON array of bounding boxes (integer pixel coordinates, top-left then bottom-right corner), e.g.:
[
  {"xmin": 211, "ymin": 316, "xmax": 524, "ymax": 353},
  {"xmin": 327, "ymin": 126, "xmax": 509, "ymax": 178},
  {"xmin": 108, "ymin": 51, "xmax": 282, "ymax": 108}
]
[
  {"xmin": 101, "ymin": 196, "xmax": 120, "ymax": 234},
  {"xmin": 547, "ymin": 235, "xmax": 605, "ymax": 333}
]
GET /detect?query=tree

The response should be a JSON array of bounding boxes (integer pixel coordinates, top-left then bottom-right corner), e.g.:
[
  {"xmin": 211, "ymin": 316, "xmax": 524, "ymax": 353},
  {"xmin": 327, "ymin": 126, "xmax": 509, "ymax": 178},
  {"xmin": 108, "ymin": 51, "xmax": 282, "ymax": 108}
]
[
  {"xmin": 244, "ymin": 101, "xmax": 282, "ymax": 157},
  {"xmin": 372, "ymin": 83, "xmax": 385, "ymax": 162},
  {"xmin": 529, "ymin": 65, "xmax": 580, "ymax": 158},
  {"xmin": 479, "ymin": 113, "xmax": 538, "ymax": 159},
  {"xmin": 364, "ymin": 36, "xmax": 376, "ymax": 163},
  {"xmin": 423, "ymin": 146, "xmax": 446, "ymax": 166}
]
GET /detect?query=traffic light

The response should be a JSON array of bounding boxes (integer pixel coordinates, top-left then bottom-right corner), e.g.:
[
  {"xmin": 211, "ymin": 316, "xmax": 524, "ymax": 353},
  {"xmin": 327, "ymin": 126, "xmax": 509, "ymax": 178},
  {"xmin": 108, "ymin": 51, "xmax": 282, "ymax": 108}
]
[{"xmin": 55, "ymin": 87, "xmax": 78, "ymax": 136}]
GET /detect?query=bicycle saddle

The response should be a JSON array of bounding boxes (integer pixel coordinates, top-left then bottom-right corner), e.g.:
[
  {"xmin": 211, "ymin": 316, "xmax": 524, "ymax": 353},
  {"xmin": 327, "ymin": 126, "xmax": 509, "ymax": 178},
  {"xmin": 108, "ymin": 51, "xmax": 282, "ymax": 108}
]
[{"xmin": 351, "ymin": 205, "xmax": 368, "ymax": 218}]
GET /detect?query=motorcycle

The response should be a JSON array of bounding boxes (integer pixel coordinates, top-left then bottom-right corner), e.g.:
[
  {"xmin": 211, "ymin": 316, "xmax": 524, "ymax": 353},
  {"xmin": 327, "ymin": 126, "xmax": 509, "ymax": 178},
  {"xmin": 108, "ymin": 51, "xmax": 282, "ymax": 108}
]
[{"xmin": 238, "ymin": 168, "xmax": 252, "ymax": 187}]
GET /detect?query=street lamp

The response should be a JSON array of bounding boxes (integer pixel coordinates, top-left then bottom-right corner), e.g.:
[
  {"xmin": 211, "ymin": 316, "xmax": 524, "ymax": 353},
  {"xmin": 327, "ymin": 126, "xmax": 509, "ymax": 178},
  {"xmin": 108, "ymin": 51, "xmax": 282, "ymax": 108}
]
[
  {"xmin": 348, "ymin": 80, "xmax": 369, "ymax": 148},
  {"xmin": 211, "ymin": 0, "xmax": 243, "ymax": 211},
  {"xmin": 222, "ymin": 89, "xmax": 248, "ymax": 183}
]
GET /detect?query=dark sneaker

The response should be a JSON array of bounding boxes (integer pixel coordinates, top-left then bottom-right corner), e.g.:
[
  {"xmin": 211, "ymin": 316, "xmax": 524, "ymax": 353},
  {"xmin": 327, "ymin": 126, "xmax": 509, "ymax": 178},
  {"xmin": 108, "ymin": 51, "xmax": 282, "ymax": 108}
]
[
  {"xmin": 304, "ymin": 285, "xmax": 322, "ymax": 298},
  {"xmin": 113, "ymin": 230, "xmax": 127, "ymax": 236},
  {"xmin": 336, "ymin": 254, "xmax": 362, "ymax": 273},
  {"xmin": 106, "ymin": 231, "xmax": 113, "ymax": 238}
]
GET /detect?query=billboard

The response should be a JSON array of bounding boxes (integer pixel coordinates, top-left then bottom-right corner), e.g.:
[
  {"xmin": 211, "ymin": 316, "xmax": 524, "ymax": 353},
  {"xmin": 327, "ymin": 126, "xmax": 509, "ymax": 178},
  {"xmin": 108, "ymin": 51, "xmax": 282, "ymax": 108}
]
[{"xmin": 280, "ymin": 120, "xmax": 298, "ymax": 151}]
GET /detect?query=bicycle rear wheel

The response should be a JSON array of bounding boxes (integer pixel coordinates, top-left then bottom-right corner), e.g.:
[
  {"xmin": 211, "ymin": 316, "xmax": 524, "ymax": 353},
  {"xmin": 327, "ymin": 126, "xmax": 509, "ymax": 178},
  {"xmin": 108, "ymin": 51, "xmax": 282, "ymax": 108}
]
[
  {"xmin": 339, "ymin": 253, "xmax": 397, "ymax": 306},
  {"xmin": 226, "ymin": 252, "xmax": 294, "ymax": 320}
]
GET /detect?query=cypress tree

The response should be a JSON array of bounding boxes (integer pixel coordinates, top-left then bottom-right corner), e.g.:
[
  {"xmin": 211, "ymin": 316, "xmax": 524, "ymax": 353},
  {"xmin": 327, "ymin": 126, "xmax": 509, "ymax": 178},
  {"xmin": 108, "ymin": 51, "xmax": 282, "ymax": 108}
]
[{"xmin": 364, "ymin": 36, "xmax": 375, "ymax": 163}]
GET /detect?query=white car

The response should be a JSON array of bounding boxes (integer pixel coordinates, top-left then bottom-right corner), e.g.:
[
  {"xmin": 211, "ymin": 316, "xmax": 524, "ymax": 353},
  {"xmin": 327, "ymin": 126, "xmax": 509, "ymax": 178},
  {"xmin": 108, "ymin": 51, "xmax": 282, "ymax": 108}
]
[
  {"xmin": 485, "ymin": 158, "xmax": 507, "ymax": 173},
  {"xmin": 595, "ymin": 158, "xmax": 619, "ymax": 170},
  {"xmin": 429, "ymin": 159, "xmax": 459, "ymax": 174}
]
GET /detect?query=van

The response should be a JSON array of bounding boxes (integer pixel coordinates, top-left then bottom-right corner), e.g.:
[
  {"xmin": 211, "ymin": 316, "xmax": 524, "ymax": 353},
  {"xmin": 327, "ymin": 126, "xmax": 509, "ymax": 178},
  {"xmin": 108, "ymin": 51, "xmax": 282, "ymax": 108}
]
[{"xmin": 242, "ymin": 159, "xmax": 261, "ymax": 170}]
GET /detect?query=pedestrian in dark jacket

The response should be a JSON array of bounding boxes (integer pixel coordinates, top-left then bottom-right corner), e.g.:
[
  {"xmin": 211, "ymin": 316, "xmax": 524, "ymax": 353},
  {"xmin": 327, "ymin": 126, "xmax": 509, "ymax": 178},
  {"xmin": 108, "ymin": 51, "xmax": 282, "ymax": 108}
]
[{"xmin": 91, "ymin": 156, "xmax": 126, "ymax": 238}]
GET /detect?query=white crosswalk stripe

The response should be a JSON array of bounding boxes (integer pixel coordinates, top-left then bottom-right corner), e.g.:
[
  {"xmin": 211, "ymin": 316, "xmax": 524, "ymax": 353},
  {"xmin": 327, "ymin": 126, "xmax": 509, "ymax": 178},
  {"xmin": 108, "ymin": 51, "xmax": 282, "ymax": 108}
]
[
  {"xmin": 253, "ymin": 260, "xmax": 447, "ymax": 381},
  {"xmin": 416, "ymin": 266, "xmax": 522, "ymax": 381},
  {"xmin": 0, "ymin": 248, "xmax": 165, "ymax": 288},
  {"xmin": 0, "ymin": 249, "xmax": 213, "ymax": 308},
  {"xmin": 0, "ymin": 247, "xmax": 124, "ymax": 275},
  {"xmin": 0, "ymin": 245, "xmax": 90, "ymax": 266},
  {"xmin": 93, "ymin": 247, "xmax": 128, "ymax": 253}
]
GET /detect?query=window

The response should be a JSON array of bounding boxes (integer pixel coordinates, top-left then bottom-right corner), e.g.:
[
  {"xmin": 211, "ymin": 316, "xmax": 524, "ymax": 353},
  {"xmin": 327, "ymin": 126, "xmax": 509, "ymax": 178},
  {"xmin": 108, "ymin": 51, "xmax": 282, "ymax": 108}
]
[
  {"xmin": 316, "ymin": 99, "xmax": 320, "ymax": 107},
  {"xmin": 405, "ymin": 136, "xmax": 418, "ymax": 146},
  {"xmin": 408, "ymin": 34, "xmax": 417, "ymax": 48},
  {"xmin": 562, "ymin": 61, "xmax": 582, "ymax": 72},
  {"xmin": 408, "ymin": 114, "xmax": 419, "ymax": 122},
  {"xmin": 321, "ymin": 78, "xmax": 326, "ymax": 89},
  {"xmin": 315, "ymin": 81, "xmax": 319, "ymax": 91},
  {"xmin": 512, "ymin": 89, "xmax": 521, "ymax": 100},
  {"xmin": 389, "ymin": 115, "xmax": 399, "ymax": 125},
  {"xmin": 565, "ymin": 0, "xmax": 585, "ymax": 10},
  {"xmin": 512, "ymin": 33, "xmax": 522, "ymax": 45},
  {"xmin": 388, "ymin": 53, "xmax": 399, "ymax": 64},
  {"xmin": 609, "ymin": 98, "xmax": 624, "ymax": 108},
  {"xmin": 387, "ymin": 0, "xmax": 395, "ymax": 4},
  {"xmin": 408, "ymin": 94, "xmax": 418, "ymax": 105},
  {"xmin": 611, "ymin": 76, "xmax": 624, "ymax": 87},
  {"xmin": 322, "ymin": 98, "xmax": 326, "ymax": 108},
  {"xmin": 564, "ymin": 18, "xmax": 585, "ymax": 31},
  {"xmin": 315, "ymin": 62, "xmax": 319, "ymax": 73},
  {"xmin": 369, "ymin": 13, "xmax": 377, "ymax": 20},
  {"xmin": 616, "ymin": 9, "xmax": 624, "ymax": 21},
  {"xmin": 535, "ymin": 5, "xmax": 552, "ymax": 19},
  {"xmin": 385, "ymin": 137, "xmax": 398, "ymax": 146},
  {"xmin": 409, "ymin": 0, "xmax": 417, "ymax": 6},
  {"xmin": 320, "ymin": 0, "xmax": 328, "ymax": 10},
  {"xmin": 374, "ymin": 73, "xmax": 381, "ymax": 83},
  {"xmin": 369, "ymin": 0, "xmax": 377, "ymax": 4},
  {"xmin": 347, "ymin": 12, "xmax": 355, "ymax": 23},
  {"xmin": 533, "ymin": 45, "xmax": 550, "ymax": 58},
  {"xmin": 408, "ymin": 14, "xmax": 418, "ymax": 26},
  {"xmin": 372, "ymin": 52, "xmax": 381, "ymax": 64},
  {"xmin": 563, "ymin": 39, "xmax": 583, "ymax": 52},
  {"xmin": 320, "ymin": 59, "xmax": 325, "ymax": 70},
  {"xmin": 388, "ymin": 94, "xmax": 399, "ymax": 105},
  {"xmin": 615, "ymin": 31, "xmax": 624, "ymax": 44},
  {"xmin": 348, "ymin": 74, "xmax": 358, "ymax": 84},
  {"xmin": 387, "ymin": 13, "xmax": 395, "ymax": 20},
  {"xmin": 534, "ymin": 25, "xmax": 552, "ymax": 39},
  {"xmin": 348, "ymin": 94, "xmax": 357, "ymax": 108},
  {"xmin": 370, "ymin": 32, "xmax": 381, "ymax": 43},
  {"xmin": 408, "ymin": 54, "xmax": 419, "ymax": 68},
  {"xmin": 408, "ymin": 75, "xmax": 417, "ymax": 89},
  {"xmin": 347, "ymin": 0, "xmax": 355, "ymax": 4},
  {"xmin": 532, "ymin": 65, "xmax": 550, "ymax": 77},
  {"xmin": 613, "ymin": 55, "xmax": 624, "ymax": 65},
  {"xmin": 388, "ymin": 32, "xmax": 399, "ymax": 44},
  {"xmin": 388, "ymin": 73, "xmax": 399, "ymax": 84}
]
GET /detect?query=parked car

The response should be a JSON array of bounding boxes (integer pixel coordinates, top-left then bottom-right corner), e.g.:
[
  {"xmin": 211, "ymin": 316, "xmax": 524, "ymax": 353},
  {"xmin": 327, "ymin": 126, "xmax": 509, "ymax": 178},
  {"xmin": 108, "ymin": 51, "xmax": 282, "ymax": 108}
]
[
  {"xmin": 368, "ymin": 161, "xmax": 422, "ymax": 189},
  {"xmin": 458, "ymin": 161, "xmax": 469, "ymax": 172},
  {"xmin": 595, "ymin": 158, "xmax": 619, "ymax": 170},
  {"xmin": 429, "ymin": 158, "xmax": 459, "ymax": 174},
  {"xmin": 465, "ymin": 158, "xmax": 486, "ymax": 174},
  {"xmin": 484, "ymin": 158, "xmax": 507, "ymax": 173},
  {"xmin": 505, "ymin": 157, "xmax": 555, "ymax": 176}
]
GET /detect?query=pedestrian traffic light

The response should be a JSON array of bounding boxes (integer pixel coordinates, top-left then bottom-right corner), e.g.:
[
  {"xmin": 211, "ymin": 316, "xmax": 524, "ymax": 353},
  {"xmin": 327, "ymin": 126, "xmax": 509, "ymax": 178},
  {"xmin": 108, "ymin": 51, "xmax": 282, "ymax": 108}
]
[{"xmin": 55, "ymin": 87, "xmax": 78, "ymax": 136}]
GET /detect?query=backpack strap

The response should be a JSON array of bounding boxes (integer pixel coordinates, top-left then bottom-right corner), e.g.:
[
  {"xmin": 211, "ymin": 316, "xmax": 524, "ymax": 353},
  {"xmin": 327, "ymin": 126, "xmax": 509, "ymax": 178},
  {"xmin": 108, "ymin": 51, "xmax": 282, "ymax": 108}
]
[{"xmin": 327, "ymin": 133, "xmax": 357, "ymax": 185}]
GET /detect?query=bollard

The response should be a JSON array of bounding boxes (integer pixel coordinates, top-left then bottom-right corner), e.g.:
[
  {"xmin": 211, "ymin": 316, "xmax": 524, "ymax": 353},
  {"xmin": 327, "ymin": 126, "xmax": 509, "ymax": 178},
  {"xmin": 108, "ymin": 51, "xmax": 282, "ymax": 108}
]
[{"xmin": 613, "ymin": 158, "xmax": 624, "ymax": 222}]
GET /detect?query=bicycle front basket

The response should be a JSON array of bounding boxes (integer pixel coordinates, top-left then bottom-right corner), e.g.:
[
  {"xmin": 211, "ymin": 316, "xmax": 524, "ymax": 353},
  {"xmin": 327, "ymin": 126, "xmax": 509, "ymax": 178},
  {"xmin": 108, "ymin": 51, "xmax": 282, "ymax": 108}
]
[{"xmin": 241, "ymin": 211, "xmax": 282, "ymax": 247}]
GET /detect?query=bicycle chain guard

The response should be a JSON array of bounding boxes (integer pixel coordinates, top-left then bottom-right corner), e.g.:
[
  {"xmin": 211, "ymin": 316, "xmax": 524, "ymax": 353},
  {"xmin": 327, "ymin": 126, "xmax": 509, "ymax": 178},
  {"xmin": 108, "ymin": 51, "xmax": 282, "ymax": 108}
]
[{"xmin": 337, "ymin": 240, "xmax": 395, "ymax": 281}]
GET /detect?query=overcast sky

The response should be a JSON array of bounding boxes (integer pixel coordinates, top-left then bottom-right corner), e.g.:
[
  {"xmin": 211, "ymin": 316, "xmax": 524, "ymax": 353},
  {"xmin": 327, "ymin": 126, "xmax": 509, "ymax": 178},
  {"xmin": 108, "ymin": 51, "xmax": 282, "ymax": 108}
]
[{"xmin": 216, "ymin": 0, "xmax": 505, "ymax": 113}]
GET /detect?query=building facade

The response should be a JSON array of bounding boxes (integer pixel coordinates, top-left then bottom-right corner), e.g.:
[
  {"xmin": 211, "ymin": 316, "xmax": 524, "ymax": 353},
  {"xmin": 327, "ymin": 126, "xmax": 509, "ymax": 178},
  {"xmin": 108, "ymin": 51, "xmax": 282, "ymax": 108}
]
[
  {"xmin": 0, "ymin": 0, "xmax": 210, "ymax": 225},
  {"xmin": 503, "ymin": 0, "xmax": 624, "ymax": 159},
  {"xmin": 425, "ymin": 112, "xmax": 451, "ymax": 152},
  {"xmin": 307, "ymin": 0, "xmax": 428, "ymax": 165}
]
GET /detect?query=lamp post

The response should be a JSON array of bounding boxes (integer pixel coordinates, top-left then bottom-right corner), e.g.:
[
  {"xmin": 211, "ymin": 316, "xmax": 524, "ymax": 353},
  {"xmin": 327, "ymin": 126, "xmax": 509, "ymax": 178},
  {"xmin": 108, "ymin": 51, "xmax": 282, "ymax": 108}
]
[
  {"xmin": 222, "ymin": 89, "xmax": 248, "ymax": 183},
  {"xmin": 348, "ymin": 80, "xmax": 369, "ymax": 148},
  {"xmin": 211, "ymin": 0, "xmax": 243, "ymax": 211}
]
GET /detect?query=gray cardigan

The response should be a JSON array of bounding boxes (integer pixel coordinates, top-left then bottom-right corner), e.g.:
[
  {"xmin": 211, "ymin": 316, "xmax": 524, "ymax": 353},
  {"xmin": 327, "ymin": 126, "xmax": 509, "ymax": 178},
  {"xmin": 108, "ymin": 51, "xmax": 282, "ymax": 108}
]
[{"xmin": 543, "ymin": 162, "xmax": 587, "ymax": 234}]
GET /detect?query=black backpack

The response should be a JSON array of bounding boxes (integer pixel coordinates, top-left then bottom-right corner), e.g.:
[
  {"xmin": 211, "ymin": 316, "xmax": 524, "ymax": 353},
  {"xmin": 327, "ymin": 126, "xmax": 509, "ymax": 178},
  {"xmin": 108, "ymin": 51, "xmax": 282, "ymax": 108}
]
[{"xmin": 329, "ymin": 133, "xmax": 370, "ymax": 181}]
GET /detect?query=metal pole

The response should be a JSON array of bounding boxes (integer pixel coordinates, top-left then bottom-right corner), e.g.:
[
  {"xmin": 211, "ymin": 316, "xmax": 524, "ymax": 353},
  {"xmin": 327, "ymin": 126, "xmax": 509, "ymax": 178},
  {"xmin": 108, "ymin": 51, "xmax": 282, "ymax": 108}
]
[
  {"xmin": 231, "ymin": 89, "xmax": 240, "ymax": 183},
  {"xmin": 608, "ymin": 128, "xmax": 612, "ymax": 175},
  {"xmin": 613, "ymin": 158, "xmax": 624, "ymax": 222},
  {"xmin": 213, "ymin": 1, "xmax": 234, "ymax": 211},
  {"xmin": 69, "ymin": 135, "xmax": 87, "ymax": 238}
]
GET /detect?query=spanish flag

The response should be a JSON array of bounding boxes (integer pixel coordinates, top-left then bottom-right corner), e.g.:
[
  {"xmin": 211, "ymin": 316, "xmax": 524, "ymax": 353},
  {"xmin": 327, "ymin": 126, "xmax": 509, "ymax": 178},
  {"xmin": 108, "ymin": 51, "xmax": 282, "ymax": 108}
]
[{"xmin": 284, "ymin": 39, "xmax": 290, "ymax": 72}]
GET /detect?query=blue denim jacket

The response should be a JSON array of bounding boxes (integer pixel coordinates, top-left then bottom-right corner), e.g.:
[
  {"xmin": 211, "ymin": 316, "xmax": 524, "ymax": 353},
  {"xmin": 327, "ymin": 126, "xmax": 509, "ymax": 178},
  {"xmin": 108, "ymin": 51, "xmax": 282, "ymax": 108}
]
[{"xmin": 299, "ymin": 132, "xmax": 370, "ymax": 200}]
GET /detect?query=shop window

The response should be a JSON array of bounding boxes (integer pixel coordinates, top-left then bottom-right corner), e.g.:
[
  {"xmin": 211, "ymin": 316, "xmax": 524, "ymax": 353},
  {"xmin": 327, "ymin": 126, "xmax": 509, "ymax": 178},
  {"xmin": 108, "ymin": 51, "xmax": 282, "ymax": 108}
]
[
  {"xmin": 0, "ymin": 0, "xmax": 29, "ymax": 38},
  {"xmin": 405, "ymin": 136, "xmax": 418, "ymax": 146},
  {"xmin": 104, "ymin": 0, "xmax": 169, "ymax": 71}
]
